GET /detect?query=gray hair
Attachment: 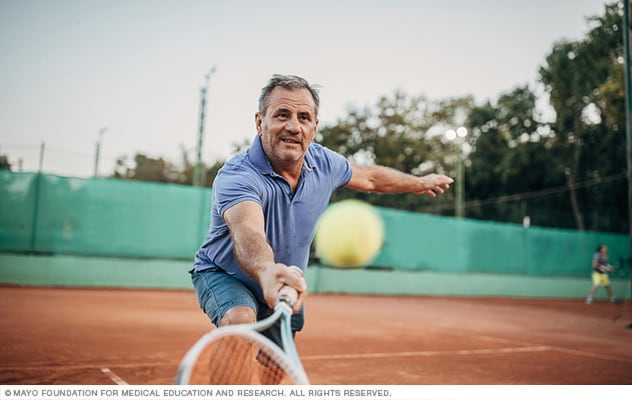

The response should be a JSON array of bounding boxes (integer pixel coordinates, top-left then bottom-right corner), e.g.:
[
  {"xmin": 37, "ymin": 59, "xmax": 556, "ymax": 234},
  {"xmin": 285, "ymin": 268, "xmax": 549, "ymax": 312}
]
[{"xmin": 258, "ymin": 74, "xmax": 320, "ymax": 116}]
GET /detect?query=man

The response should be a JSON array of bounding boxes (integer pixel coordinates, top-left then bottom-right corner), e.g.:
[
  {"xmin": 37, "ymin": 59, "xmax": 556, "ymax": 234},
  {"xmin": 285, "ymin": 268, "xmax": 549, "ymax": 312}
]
[
  {"xmin": 585, "ymin": 244, "xmax": 616, "ymax": 304},
  {"xmin": 191, "ymin": 74, "xmax": 453, "ymax": 347}
]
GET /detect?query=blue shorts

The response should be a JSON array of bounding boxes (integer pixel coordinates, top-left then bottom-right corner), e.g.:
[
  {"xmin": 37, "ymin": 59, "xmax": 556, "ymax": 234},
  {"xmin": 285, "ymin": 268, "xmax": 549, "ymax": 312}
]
[{"xmin": 191, "ymin": 267, "xmax": 304, "ymax": 348}]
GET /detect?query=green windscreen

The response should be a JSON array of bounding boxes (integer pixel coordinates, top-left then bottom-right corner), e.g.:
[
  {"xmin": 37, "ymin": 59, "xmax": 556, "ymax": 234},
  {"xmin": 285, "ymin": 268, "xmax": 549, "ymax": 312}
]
[
  {"xmin": 0, "ymin": 171, "xmax": 211, "ymax": 259},
  {"xmin": 0, "ymin": 170, "xmax": 627, "ymax": 277}
]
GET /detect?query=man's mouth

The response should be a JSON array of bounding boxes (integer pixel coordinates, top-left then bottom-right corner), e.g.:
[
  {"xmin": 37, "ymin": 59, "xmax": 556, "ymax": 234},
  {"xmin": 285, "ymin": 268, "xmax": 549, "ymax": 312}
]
[{"xmin": 281, "ymin": 138, "xmax": 301, "ymax": 145}]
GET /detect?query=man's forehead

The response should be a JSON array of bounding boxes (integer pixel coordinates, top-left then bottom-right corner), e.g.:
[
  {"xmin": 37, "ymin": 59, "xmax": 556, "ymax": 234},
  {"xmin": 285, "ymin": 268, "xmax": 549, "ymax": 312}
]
[{"xmin": 267, "ymin": 87, "xmax": 316, "ymax": 112}]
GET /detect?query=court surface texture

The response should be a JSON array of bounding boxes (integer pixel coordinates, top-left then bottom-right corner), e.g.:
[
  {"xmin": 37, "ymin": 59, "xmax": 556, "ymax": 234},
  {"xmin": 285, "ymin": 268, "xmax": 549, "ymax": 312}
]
[{"xmin": 1, "ymin": 286, "xmax": 631, "ymax": 384}]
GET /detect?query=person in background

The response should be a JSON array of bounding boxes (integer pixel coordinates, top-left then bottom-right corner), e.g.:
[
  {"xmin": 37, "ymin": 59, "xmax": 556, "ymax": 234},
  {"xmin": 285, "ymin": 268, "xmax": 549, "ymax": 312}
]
[{"xmin": 585, "ymin": 244, "xmax": 616, "ymax": 304}]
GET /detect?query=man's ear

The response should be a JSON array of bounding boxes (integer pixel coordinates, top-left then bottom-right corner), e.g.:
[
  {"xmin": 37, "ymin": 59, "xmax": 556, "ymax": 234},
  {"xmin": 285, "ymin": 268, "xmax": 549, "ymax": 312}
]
[{"xmin": 255, "ymin": 112, "xmax": 263, "ymax": 135}]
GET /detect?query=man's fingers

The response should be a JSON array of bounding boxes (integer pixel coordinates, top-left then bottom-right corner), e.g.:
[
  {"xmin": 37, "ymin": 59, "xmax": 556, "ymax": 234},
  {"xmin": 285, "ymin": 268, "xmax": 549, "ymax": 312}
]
[{"xmin": 282, "ymin": 265, "xmax": 307, "ymax": 313}]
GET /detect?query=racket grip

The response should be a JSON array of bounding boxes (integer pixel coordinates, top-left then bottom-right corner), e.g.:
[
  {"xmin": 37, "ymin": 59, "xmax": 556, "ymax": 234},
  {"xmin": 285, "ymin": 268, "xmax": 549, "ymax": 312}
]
[{"xmin": 277, "ymin": 265, "xmax": 303, "ymax": 308}]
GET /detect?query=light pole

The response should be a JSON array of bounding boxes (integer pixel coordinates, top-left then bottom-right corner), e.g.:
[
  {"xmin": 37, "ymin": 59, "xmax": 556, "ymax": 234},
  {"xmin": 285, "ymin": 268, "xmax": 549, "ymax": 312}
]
[
  {"xmin": 93, "ymin": 127, "xmax": 107, "ymax": 178},
  {"xmin": 193, "ymin": 66, "xmax": 217, "ymax": 187},
  {"xmin": 622, "ymin": 0, "xmax": 632, "ymax": 330},
  {"xmin": 446, "ymin": 127, "xmax": 468, "ymax": 218},
  {"xmin": 623, "ymin": 0, "xmax": 632, "ymax": 282}
]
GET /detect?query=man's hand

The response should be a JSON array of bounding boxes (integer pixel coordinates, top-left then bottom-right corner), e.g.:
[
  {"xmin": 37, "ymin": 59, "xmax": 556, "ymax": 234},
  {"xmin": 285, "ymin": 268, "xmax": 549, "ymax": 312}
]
[
  {"xmin": 258, "ymin": 263, "xmax": 307, "ymax": 313},
  {"xmin": 415, "ymin": 174, "xmax": 454, "ymax": 197}
]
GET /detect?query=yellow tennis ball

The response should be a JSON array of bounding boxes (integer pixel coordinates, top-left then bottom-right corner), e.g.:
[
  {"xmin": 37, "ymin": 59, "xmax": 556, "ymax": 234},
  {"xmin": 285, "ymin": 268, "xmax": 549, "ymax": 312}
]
[{"xmin": 314, "ymin": 199, "xmax": 384, "ymax": 268}]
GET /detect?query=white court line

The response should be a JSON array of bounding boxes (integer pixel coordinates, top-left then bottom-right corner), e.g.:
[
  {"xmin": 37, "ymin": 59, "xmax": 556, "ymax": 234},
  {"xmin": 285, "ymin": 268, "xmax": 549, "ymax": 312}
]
[
  {"xmin": 542, "ymin": 345, "xmax": 632, "ymax": 363},
  {"xmin": 101, "ymin": 368, "xmax": 129, "ymax": 385},
  {"xmin": 469, "ymin": 333, "xmax": 632, "ymax": 364},
  {"xmin": 302, "ymin": 345, "xmax": 550, "ymax": 361},
  {"xmin": 302, "ymin": 341, "xmax": 632, "ymax": 364},
  {"xmin": 0, "ymin": 361, "xmax": 169, "ymax": 371}
]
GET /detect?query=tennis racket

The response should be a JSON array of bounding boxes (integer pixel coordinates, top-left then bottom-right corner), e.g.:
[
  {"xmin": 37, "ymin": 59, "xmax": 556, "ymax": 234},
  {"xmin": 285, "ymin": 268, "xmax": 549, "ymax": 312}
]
[
  {"xmin": 598, "ymin": 264, "xmax": 615, "ymax": 273},
  {"xmin": 175, "ymin": 266, "xmax": 309, "ymax": 385}
]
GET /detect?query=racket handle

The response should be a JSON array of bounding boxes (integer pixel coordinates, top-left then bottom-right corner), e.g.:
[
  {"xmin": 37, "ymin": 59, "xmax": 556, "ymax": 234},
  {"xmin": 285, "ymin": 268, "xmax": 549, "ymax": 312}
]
[{"xmin": 277, "ymin": 265, "xmax": 303, "ymax": 308}]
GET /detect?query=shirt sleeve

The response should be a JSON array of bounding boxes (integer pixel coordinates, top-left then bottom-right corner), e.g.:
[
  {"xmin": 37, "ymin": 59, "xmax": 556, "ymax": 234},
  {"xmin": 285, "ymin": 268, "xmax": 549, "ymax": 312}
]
[
  {"xmin": 212, "ymin": 166, "xmax": 262, "ymax": 218},
  {"xmin": 320, "ymin": 145, "xmax": 353, "ymax": 190}
]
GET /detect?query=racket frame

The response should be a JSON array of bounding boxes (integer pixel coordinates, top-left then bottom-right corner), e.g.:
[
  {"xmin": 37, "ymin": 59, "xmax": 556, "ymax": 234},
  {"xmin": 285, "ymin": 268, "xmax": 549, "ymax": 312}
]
[{"xmin": 176, "ymin": 301, "xmax": 309, "ymax": 385}]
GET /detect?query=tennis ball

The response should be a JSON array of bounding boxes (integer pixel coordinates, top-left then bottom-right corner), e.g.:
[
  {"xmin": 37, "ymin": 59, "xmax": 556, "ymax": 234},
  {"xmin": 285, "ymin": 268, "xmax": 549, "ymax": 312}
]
[{"xmin": 314, "ymin": 199, "xmax": 384, "ymax": 268}]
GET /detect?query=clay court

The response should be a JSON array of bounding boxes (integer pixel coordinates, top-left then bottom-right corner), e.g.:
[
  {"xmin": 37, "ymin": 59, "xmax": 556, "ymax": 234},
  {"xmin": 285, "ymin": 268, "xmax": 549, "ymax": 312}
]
[{"xmin": 1, "ymin": 286, "xmax": 631, "ymax": 385}]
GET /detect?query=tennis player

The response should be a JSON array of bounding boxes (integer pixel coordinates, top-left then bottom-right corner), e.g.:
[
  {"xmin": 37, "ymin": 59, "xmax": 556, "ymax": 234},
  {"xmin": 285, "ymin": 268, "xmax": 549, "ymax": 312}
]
[
  {"xmin": 190, "ymin": 74, "xmax": 453, "ymax": 351},
  {"xmin": 585, "ymin": 243, "xmax": 616, "ymax": 304}
]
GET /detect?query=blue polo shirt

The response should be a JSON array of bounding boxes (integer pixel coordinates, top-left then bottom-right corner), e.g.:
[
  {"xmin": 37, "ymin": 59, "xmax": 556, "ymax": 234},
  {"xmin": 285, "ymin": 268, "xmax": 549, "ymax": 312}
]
[{"xmin": 193, "ymin": 135, "xmax": 352, "ymax": 300}]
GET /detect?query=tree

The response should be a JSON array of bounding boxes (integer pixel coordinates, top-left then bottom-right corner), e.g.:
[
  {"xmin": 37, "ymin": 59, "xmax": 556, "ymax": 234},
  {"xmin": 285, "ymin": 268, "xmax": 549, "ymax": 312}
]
[
  {"xmin": 0, "ymin": 154, "xmax": 10, "ymax": 170},
  {"xmin": 113, "ymin": 153, "xmax": 182, "ymax": 184},
  {"xmin": 111, "ymin": 145, "xmax": 226, "ymax": 187},
  {"xmin": 465, "ymin": 85, "xmax": 562, "ymax": 225},
  {"xmin": 317, "ymin": 90, "xmax": 473, "ymax": 214},
  {"xmin": 538, "ymin": 1, "xmax": 627, "ymax": 231}
]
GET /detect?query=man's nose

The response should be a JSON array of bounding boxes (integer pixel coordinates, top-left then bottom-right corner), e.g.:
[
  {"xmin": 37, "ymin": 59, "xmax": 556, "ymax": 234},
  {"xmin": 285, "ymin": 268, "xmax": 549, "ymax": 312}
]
[{"xmin": 285, "ymin": 116, "xmax": 301, "ymax": 133}]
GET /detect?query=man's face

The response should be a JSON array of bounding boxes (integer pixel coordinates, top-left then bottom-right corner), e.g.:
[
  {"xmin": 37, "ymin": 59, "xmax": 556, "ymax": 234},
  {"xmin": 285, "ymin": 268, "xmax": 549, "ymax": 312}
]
[{"xmin": 255, "ymin": 87, "xmax": 318, "ymax": 165}]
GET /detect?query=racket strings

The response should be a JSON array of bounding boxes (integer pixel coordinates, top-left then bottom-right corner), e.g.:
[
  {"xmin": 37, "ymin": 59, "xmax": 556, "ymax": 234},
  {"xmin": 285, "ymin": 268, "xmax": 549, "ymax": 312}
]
[
  {"xmin": 256, "ymin": 348, "xmax": 286, "ymax": 384},
  {"xmin": 188, "ymin": 335, "xmax": 291, "ymax": 384}
]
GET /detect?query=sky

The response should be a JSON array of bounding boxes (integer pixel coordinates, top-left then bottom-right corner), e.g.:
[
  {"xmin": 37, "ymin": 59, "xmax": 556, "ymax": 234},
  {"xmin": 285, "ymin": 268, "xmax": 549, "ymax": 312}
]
[{"xmin": 0, "ymin": 0, "xmax": 612, "ymax": 178}]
